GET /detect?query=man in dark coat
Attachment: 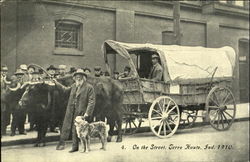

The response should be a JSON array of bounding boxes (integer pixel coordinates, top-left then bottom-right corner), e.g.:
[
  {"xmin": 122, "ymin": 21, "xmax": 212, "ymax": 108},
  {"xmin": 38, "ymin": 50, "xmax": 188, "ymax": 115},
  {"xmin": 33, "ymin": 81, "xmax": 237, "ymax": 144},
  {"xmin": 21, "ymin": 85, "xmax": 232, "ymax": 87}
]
[
  {"xmin": 10, "ymin": 70, "xmax": 27, "ymax": 136},
  {"xmin": 53, "ymin": 68, "xmax": 96, "ymax": 153},
  {"xmin": 149, "ymin": 54, "xmax": 163, "ymax": 81},
  {"xmin": 1, "ymin": 65, "xmax": 11, "ymax": 135}
]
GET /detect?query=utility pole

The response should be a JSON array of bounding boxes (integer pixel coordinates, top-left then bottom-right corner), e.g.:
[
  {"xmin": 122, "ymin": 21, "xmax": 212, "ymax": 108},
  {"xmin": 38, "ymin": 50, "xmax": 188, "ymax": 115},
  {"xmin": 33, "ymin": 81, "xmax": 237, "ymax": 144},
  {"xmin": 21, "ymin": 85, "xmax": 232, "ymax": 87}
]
[{"xmin": 173, "ymin": 1, "xmax": 181, "ymax": 45}]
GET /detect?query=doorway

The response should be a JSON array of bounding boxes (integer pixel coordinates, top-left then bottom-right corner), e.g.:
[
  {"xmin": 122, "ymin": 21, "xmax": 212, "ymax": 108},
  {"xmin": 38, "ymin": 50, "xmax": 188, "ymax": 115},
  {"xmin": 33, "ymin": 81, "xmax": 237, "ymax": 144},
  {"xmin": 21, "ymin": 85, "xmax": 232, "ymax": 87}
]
[{"xmin": 238, "ymin": 38, "xmax": 249, "ymax": 103}]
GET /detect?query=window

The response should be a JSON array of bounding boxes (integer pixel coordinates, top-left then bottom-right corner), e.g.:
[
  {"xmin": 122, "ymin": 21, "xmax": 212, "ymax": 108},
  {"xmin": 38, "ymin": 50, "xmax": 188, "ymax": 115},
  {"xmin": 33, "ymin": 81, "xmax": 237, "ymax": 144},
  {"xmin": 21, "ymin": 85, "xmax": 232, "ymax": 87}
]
[
  {"xmin": 55, "ymin": 20, "xmax": 82, "ymax": 50},
  {"xmin": 234, "ymin": 1, "xmax": 244, "ymax": 6},
  {"xmin": 219, "ymin": 0, "xmax": 246, "ymax": 7}
]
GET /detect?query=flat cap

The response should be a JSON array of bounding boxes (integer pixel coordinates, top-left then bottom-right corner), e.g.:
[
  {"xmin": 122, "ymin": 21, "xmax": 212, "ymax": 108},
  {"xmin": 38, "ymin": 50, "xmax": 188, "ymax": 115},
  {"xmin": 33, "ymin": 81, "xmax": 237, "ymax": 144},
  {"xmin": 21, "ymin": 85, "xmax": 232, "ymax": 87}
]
[{"xmin": 152, "ymin": 54, "xmax": 160, "ymax": 59}]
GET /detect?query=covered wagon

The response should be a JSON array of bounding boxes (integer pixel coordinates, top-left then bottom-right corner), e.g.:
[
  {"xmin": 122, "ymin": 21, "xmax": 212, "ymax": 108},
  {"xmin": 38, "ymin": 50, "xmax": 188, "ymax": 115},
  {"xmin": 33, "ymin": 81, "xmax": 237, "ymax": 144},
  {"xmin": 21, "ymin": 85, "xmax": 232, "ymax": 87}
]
[{"xmin": 102, "ymin": 40, "xmax": 236, "ymax": 138}]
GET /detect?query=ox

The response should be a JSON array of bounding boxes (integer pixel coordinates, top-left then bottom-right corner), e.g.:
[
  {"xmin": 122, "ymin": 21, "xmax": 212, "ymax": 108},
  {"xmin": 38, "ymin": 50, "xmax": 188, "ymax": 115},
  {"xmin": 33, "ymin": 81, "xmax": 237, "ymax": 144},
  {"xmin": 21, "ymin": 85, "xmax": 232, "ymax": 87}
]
[
  {"xmin": 20, "ymin": 75, "xmax": 124, "ymax": 148},
  {"xmin": 19, "ymin": 82, "xmax": 67, "ymax": 146}
]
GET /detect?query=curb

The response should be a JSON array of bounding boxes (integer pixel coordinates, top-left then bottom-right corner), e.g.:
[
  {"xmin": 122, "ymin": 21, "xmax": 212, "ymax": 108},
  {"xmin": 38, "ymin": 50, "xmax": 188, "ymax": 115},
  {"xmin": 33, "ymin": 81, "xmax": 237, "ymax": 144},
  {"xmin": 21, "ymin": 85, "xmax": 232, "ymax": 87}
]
[{"xmin": 1, "ymin": 117, "xmax": 249, "ymax": 147}]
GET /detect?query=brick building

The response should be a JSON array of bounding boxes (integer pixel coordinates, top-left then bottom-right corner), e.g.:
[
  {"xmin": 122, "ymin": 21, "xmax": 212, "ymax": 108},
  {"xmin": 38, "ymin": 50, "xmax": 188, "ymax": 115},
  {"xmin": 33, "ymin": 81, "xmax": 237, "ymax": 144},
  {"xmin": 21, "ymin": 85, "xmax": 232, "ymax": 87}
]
[{"xmin": 1, "ymin": 0, "xmax": 249, "ymax": 102}]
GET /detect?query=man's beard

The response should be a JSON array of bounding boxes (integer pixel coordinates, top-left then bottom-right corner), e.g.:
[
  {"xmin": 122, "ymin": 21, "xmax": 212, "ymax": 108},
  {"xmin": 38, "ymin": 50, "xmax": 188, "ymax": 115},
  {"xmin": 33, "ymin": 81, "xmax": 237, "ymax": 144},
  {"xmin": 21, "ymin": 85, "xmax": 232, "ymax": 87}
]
[{"xmin": 75, "ymin": 80, "xmax": 83, "ymax": 87}]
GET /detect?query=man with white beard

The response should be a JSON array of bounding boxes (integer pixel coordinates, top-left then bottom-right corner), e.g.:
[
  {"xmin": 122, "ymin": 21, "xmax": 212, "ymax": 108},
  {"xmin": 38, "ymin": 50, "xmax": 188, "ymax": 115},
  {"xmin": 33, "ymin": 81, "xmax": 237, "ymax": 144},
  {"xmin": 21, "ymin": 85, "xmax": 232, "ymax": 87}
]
[{"xmin": 53, "ymin": 68, "xmax": 96, "ymax": 152}]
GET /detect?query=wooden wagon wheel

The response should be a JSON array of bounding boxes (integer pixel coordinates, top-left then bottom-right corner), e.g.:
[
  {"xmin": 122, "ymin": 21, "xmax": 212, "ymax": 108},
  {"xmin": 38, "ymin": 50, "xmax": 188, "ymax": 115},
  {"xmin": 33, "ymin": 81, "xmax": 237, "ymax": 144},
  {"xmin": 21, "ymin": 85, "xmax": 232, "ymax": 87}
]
[
  {"xmin": 148, "ymin": 96, "xmax": 180, "ymax": 138},
  {"xmin": 122, "ymin": 105, "xmax": 143, "ymax": 135},
  {"xmin": 205, "ymin": 86, "xmax": 236, "ymax": 131},
  {"xmin": 180, "ymin": 110, "xmax": 198, "ymax": 128}
]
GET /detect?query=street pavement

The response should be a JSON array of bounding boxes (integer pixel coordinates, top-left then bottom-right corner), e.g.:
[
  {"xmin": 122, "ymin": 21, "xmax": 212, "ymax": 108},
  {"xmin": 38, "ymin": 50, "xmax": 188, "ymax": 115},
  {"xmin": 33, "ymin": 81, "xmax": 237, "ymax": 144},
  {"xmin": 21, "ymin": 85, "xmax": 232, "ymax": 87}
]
[
  {"xmin": 1, "ymin": 103, "xmax": 249, "ymax": 146},
  {"xmin": 1, "ymin": 121, "xmax": 249, "ymax": 162}
]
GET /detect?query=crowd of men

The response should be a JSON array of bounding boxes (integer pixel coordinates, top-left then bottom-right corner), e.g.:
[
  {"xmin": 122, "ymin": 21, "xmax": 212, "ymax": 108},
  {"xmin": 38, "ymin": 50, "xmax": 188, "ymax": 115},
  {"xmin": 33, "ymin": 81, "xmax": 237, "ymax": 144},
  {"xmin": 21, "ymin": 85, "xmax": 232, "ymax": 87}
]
[{"xmin": 1, "ymin": 53, "xmax": 163, "ymax": 138}]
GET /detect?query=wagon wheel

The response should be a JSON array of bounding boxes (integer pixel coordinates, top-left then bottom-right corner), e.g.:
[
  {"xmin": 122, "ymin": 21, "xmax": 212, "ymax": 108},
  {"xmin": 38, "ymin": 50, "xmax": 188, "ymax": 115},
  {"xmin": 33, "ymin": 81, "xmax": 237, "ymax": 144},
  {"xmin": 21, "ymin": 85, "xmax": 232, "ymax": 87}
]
[
  {"xmin": 180, "ymin": 110, "xmax": 198, "ymax": 128},
  {"xmin": 206, "ymin": 86, "xmax": 236, "ymax": 131},
  {"xmin": 149, "ymin": 96, "xmax": 180, "ymax": 138},
  {"xmin": 122, "ymin": 105, "xmax": 143, "ymax": 135}
]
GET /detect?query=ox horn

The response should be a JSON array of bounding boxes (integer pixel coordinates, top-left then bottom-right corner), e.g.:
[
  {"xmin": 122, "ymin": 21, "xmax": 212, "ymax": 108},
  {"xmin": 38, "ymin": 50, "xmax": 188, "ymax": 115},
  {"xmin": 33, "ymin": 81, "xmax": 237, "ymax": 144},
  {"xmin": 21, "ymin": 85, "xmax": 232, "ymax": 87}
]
[{"xmin": 8, "ymin": 82, "xmax": 22, "ymax": 91}]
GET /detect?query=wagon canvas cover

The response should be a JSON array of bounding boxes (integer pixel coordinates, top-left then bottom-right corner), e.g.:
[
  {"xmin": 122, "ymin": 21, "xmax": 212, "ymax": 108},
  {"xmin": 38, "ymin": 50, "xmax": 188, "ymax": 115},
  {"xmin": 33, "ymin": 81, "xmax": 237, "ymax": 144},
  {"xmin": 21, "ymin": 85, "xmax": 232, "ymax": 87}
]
[{"xmin": 103, "ymin": 40, "xmax": 236, "ymax": 82}]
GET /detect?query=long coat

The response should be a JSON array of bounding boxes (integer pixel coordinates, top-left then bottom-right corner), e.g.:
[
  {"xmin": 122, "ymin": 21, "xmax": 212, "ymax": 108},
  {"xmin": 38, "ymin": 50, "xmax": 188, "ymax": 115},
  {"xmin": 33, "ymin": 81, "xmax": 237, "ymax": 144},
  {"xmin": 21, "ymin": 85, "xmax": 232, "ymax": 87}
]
[
  {"xmin": 149, "ymin": 63, "xmax": 163, "ymax": 81},
  {"xmin": 55, "ymin": 81, "xmax": 95, "ymax": 141}
]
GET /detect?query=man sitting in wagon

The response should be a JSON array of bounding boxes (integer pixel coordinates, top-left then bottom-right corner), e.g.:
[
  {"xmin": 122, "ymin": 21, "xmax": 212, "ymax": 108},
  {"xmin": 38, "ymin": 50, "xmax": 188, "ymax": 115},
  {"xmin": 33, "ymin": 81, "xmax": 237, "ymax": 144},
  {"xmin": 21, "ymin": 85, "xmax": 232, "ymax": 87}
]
[{"xmin": 148, "ymin": 54, "xmax": 163, "ymax": 81}]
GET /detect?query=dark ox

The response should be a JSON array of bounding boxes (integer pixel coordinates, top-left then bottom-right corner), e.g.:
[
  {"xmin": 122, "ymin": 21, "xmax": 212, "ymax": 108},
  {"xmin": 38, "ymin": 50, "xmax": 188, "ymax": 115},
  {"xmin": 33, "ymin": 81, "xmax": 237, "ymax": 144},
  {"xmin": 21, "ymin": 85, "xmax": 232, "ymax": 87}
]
[
  {"xmin": 19, "ymin": 82, "xmax": 67, "ymax": 146},
  {"xmin": 19, "ymin": 75, "xmax": 124, "ymax": 147}
]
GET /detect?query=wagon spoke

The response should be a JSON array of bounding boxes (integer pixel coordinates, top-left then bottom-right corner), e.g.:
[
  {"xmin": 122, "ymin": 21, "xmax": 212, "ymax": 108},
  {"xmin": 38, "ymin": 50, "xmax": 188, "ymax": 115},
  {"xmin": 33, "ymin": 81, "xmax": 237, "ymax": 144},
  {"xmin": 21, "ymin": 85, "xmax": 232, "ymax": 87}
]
[
  {"xmin": 163, "ymin": 122, "xmax": 166, "ymax": 136},
  {"xmin": 217, "ymin": 112, "xmax": 220, "ymax": 128},
  {"xmin": 128, "ymin": 120, "xmax": 132, "ymax": 133},
  {"xmin": 124, "ymin": 121, "xmax": 128, "ymax": 133},
  {"xmin": 153, "ymin": 109, "xmax": 162, "ymax": 116},
  {"xmin": 168, "ymin": 119, "xmax": 176, "ymax": 125},
  {"xmin": 212, "ymin": 92, "xmax": 220, "ymax": 107},
  {"xmin": 224, "ymin": 99, "xmax": 234, "ymax": 105},
  {"xmin": 167, "ymin": 106, "xmax": 177, "ymax": 113},
  {"xmin": 221, "ymin": 113, "xmax": 224, "ymax": 129},
  {"xmin": 222, "ymin": 112, "xmax": 230, "ymax": 125},
  {"xmin": 222, "ymin": 92, "xmax": 230, "ymax": 105},
  {"xmin": 132, "ymin": 120, "xmax": 138, "ymax": 128},
  {"xmin": 163, "ymin": 98, "xmax": 166, "ymax": 112},
  {"xmin": 157, "ymin": 102, "xmax": 163, "ymax": 113},
  {"xmin": 226, "ymin": 108, "xmax": 235, "ymax": 110},
  {"xmin": 165, "ymin": 100, "xmax": 172, "ymax": 113},
  {"xmin": 211, "ymin": 111, "xmax": 219, "ymax": 124},
  {"xmin": 157, "ymin": 121, "xmax": 163, "ymax": 135},
  {"xmin": 165, "ymin": 121, "xmax": 173, "ymax": 132},
  {"xmin": 224, "ymin": 111, "xmax": 234, "ymax": 119},
  {"xmin": 151, "ymin": 117, "xmax": 162, "ymax": 120},
  {"xmin": 208, "ymin": 106, "xmax": 220, "ymax": 110}
]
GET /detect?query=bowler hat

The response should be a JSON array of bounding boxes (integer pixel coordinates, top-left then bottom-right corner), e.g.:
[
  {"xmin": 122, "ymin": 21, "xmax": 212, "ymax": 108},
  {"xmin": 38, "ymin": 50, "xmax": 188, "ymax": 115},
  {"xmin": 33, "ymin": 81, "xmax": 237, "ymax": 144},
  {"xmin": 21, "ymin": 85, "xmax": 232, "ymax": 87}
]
[
  {"xmin": 152, "ymin": 54, "xmax": 159, "ymax": 59},
  {"xmin": 73, "ymin": 69, "xmax": 88, "ymax": 78},
  {"xmin": 94, "ymin": 66, "xmax": 101, "ymax": 71},
  {"xmin": 69, "ymin": 67, "xmax": 77, "ymax": 73},
  {"xmin": 14, "ymin": 69, "xmax": 25, "ymax": 75},
  {"xmin": 47, "ymin": 65, "xmax": 57, "ymax": 71}
]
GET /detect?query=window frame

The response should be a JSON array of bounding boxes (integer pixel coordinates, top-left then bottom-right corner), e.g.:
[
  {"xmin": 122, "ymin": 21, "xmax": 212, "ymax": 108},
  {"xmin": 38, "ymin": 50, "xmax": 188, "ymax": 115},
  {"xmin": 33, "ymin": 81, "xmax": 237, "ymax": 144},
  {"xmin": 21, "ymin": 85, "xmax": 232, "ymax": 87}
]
[{"xmin": 53, "ymin": 19, "xmax": 83, "ymax": 56}]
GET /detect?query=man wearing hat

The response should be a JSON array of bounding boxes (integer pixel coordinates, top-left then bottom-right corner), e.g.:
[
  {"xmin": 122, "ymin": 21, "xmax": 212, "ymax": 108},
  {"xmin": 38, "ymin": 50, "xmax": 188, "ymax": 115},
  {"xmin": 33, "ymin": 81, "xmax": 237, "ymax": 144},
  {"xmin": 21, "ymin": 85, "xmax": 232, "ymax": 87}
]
[
  {"xmin": 57, "ymin": 65, "xmax": 67, "ymax": 78},
  {"xmin": 84, "ymin": 67, "xmax": 91, "ymax": 75},
  {"xmin": 113, "ymin": 71, "xmax": 119, "ymax": 80},
  {"xmin": 19, "ymin": 64, "xmax": 29, "ymax": 83},
  {"xmin": 9, "ymin": 70, "xmax": 27, "ymax": 136},
  {"xmin": 47, "ymin": 65, "xmax": 57, "ymax": 78},
  {"xmin": 1, "ymin": 65, "xmax": 11, "ymax": 89},
  {"xmin": 1, "ymin": 65, "xmax": 11, "ymax": 135},
  {"xmin": 118, "ymin": 66, "xmax": 132, "ymax": 79},
  {"xmin": 94, "ymin": 66, "xmax": 102, "ymax": 77},
  {"xmin": 67, "ymin": 67, "xmax": 77, "ymax": 75},
  {"xmin": 149, "ymin": 54, "xmax": 163, "ymax": 81},
  {"xmin": 53, "ymin": 69, "xmax": 96, "ymax": 152},
  {"xmin": 27, "ymin": 66, "xmax": 35, "ymax": 81}
]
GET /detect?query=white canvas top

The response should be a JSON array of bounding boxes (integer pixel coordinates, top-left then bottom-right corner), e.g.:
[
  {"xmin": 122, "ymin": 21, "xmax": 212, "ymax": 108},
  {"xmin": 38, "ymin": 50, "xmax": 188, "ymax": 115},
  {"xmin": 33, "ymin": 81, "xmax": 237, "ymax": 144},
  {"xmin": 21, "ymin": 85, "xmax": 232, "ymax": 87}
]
[{"xmin": 103, "ymin": 40, "xmax": 236, "ymax": 82}]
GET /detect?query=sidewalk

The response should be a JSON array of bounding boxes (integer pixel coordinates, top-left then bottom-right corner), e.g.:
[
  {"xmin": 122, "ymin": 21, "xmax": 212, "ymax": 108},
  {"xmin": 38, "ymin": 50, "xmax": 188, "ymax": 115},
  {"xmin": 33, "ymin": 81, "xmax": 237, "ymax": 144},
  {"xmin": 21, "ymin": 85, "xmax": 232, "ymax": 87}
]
[{"xmin": 1, "ymin": 103, "xmax": 249, "ymax": 147}]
